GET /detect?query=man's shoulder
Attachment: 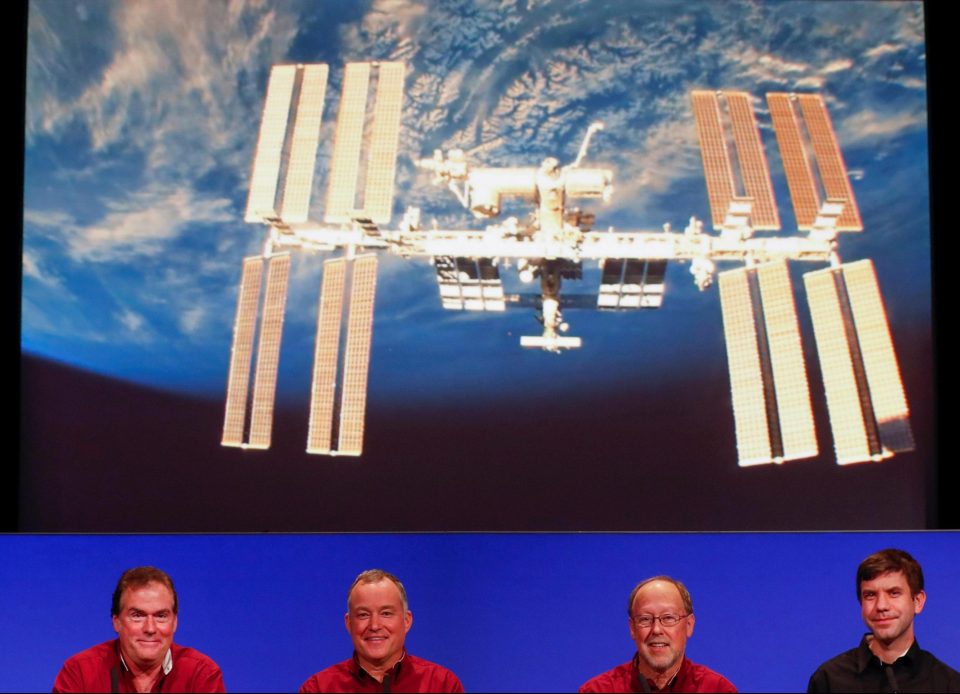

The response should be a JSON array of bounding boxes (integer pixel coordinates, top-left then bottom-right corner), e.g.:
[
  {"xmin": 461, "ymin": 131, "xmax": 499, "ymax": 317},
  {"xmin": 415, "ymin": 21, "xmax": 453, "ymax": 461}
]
[
  {"xmin": 298, "ymin": 659, "xmax": 355, "ymax": 693},
  {"xmin": 806, "ymin": 644, "xmax": 864, "ymax": 693},
  {"xmin": 403, "ymin": 654, "xmax": 464, "ymax": 691},
  {"xmin": 811, "ymin": 645, "xmax": 862, "ymax": 674},
  {"xmin": 404, "ymin": 654, "xmax": 457, "ymax": 673},
  {"xmin": 54, "ymin": 641, "xmax": 119, "ymax": 693},
  {"xmin": 578, "ymin": 661, "xmax": 634, "ymax": 693},
  {"xmin": 171, "ymin": 642, "xmax": 221, "ymax": 667},
  {"xmin": 62, "ymin": 639, "xmax": 118, "ymax": 665},
  {"xmin": 917, "ymin": 647, "xmax": 960, "ymax": 686},
  {"xmin": 683, "ymin": 658, "xmax": 738, "ymax": 693}
]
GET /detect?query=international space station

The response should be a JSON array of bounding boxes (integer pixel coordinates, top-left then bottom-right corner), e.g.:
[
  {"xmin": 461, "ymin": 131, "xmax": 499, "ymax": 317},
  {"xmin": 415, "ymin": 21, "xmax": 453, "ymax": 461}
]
[{"xmin": 221, "ymin": 61, "xmax": 914, "ymax": 467}]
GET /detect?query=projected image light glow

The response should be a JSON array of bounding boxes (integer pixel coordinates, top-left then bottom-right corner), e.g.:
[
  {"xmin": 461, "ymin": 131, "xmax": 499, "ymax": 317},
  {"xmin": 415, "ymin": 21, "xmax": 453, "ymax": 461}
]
[{"xmin": 21, "ymin": 1, "xmax": 934, "ymax": 531}]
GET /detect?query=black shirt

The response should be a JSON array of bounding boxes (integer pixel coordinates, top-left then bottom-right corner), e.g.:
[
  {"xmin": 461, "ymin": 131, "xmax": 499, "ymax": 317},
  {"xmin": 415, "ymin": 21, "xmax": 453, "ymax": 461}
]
[{"xmin": 807, "ymin": 634, "xmax": 960, "ymax": 692}]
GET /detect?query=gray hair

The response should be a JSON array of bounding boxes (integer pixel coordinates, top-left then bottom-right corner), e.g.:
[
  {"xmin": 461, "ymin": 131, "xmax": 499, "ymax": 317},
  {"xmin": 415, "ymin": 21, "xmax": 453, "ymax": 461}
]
[{"xmin": 347, "ymin": 569, "xmax": 409, "ymax": 612}]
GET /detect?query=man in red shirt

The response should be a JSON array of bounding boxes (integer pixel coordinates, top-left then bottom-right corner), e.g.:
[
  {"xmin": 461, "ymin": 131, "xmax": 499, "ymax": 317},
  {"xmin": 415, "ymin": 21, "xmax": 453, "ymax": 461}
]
[
  {"xmin": 579, "ymin": 575, "xmax": 736, "ymax": 693},
  {"xmin": 53, "ymin": 566, "xmax": 225, "ymax": 693},
  {"xmin": 299, "ymin": 569, "xmax": 463, "ymax": 693}
]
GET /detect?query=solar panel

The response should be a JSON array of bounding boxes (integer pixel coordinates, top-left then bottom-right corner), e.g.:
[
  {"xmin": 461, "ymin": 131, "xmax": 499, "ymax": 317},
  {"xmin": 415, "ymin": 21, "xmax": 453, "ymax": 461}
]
[
  {"xmin": 598, "ymin": 259, "xmax": 665, "ymax": 309},
  {"xmin": 805, "ymin": 261, "xmax": 912, "ymax": 464},
  {"xmin": 719, "ymin": 261, "xmax": 816, "ymax": 465},
  {"xmin": 755, "ymin": 261, "xmax": 816, "ymax": 461},
  {"xmin": 726, "ymin": 92, "xmax": 779, "ymax": 229},
  {"xmin": 279, "ymin": 64, "xmax": 329, "ymax": 223},
  {"xmin": 325, "ymin": 63, "xmax": 371, "ymax": 222},
  {"xmin": 307, "ymin": 258, "xmax": 346, "ymax": 454},
  {"xmin": 841, "ymin": 261, "xmax": 912, "ymax": 453},
  {"xmin": 692, "ymin": 91, "xmax": 736, "ymax": 231},
  {"xmin": 362, "ymin": 62, "xmax": 404, "ymax": 224},
  {"xmin": 245, "ymin": 66, "xmax": 296, "ymax": 222},
  {"xmin": 805, "ymin": 265, "xmax": 876, "ymax": 463},
  {"xmin": 434, "ymin": 257, "xmax": 505, "ymax": 311},
  {"xmin": 337, "ymin": 255, "xmax": 378, "ymax": 456},
  {"xmin": 719, "ymin": 267, "xmax": 773, "ymax": 465},
  {"xmin": 222, "ymin": 257, "xmax": 263, "ymax": 446},
  {"xmin": 247, "ymin": 254, "xmax": 291, "ymax": 449},
  {"xmin": 767, "ymin": 93, "xmax": 820, "ymax": 230},
  {"xmin": 798, "ymin": 94, "xmax": 863, "ymax": 231}
]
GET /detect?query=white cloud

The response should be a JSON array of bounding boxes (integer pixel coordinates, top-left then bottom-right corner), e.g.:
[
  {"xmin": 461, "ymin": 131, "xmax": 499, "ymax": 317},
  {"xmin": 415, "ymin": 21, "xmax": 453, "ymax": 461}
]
[
  {"xmin": 28, "ymin": 1, "xmax": 300, "ymax": 183},
  {"xmin": 64, "ymin": 185, "xmax": 233, "ymax": 263},
  {"xmin": 865, "ymin": 43, "xmax": 903, "ymax": 60},
  {"xmin": 23, "ymin": 208, "xmax": 75, "ymax": 230},
  {"xmin": 839, "ymin": 108, "xmax": 926, "ymax": 143},
  {"xmin": 179, "ymin": 305, "xmax": 206, "ymax": 335},
  {"xmin": 22, "ymin": 249, "xmax": 62, "ymax": 288},
  {"xmin": 116, "ymin": 307, "xmax": 147, "ymax": 333},
  {"xmin": 822, "ymin": 59, "xmax": 853, "ymax": 74}
]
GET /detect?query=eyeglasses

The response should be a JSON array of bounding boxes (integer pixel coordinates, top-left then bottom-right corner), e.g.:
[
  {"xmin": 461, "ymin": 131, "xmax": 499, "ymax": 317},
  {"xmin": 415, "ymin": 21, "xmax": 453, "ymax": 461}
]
[
  {"xmin": 632, "ymin": 613, "xmax": 688, "ymax": 628},
  {"xmin": 124, "ymin": 611, "xmax": 173, "ymax": 625}
]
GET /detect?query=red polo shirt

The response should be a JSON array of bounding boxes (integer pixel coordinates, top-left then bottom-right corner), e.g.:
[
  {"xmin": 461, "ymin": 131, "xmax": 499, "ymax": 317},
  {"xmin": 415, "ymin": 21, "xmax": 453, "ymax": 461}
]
[
  {"xmin": 53, "ymin": 639, "xmax": 225, "ymax": 693},
  {"xmin": 579, "ymin": 654, "xmax": 737, "ymax": 693},
  {"xmin": 299, "ymin": 653, "xmax": 464, "ymax": 693}
]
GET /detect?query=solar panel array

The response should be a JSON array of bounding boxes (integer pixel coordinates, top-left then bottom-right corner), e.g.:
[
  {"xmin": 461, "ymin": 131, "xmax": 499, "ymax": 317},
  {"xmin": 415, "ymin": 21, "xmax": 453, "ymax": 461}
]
[
  {"xmin": 804, "ymin": 260, "xmax": 913, "ymax": 463},
  {"xmin": 435, "ymin": 257, "xmax": 506, "ymax": 311},
  {"xmin": 221, "ymin": 254, "xmax": 291, "ymax": 450},
  {"xmin": 598, "ymin": 259, "xmax": 666, "ymax": 309},
  {"xmin": 718, "ymin": 261, "xmax": 815, "ymax": 466}
]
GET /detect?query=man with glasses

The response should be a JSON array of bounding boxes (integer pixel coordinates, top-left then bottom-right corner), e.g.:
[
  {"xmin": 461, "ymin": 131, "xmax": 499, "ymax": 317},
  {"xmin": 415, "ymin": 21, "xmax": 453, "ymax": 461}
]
[
  {"xmin": 807, "ymin": 548, "xmax": 960, "ymax": 692},
  {"xmin": 53, "ymin": 566, "xmax": 225, "ymax": 693},
  {"xmin": 579, "ymin": 575, "xmax": 736, "ymax": 692},
  {"xmin": 299, "ymin": 568, "xmax": 464, "ymax": 693}
]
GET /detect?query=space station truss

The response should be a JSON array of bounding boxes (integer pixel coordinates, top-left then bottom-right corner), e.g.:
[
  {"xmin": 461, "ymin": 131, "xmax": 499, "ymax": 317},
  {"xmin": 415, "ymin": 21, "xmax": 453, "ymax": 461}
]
[{"xmin": 222, "ymin": 62, "xmax": 916, "ymax": 468}]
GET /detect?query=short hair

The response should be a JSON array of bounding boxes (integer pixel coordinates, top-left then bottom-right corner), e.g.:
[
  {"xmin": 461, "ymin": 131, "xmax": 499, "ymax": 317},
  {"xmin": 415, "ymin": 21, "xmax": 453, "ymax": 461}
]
[
  {"xmin": 856, "ymin": 548, "xmax": 924, "ymax": 602},
  {"xmin": 111, "ymin": 566, "xmax": 178, "ymax": 616},
  {"xmin": 347, "ymin": 569, "xmax": 409, "ymax": 612},
  {"xmin": 627, "ymin": 575, "xmax": 694, "ymax": 617}
]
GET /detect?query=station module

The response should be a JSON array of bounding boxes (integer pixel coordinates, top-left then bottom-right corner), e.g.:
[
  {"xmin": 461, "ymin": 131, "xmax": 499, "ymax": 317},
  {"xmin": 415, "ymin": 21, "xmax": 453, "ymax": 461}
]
[{"xmin": 221, "ymin": 61, "xmax": 914, "ymax": 466}]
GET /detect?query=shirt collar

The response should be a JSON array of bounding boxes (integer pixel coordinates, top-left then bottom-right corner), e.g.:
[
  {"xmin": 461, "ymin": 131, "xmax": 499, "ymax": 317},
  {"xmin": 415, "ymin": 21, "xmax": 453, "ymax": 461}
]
[
  {"xmin": 632, "ymin": 652, "xmax": 683, "ymax": 691},
  {"xmin": 118, "ymin": 644, "xmax": 174, "ymax": 676},
  {"xmin": 350, "ymin": 651, "xmax": 406, "ymax": 681},
  {"xmin": 856, "ymin": 633, "xmax": 919, "ymax": 672}
]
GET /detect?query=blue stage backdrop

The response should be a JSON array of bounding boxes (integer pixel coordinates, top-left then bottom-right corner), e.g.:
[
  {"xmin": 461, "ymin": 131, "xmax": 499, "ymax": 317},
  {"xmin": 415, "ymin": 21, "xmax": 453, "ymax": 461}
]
[{"xmin": 1, "ymin": 532, "xmax": 957, "ymax": 693}]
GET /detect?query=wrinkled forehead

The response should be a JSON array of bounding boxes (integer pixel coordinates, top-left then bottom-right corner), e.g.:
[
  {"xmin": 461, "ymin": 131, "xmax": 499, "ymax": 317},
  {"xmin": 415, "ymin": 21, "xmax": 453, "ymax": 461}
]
[{"xmin": 632, "ymin": 581, "xmax": 685, "ymax": 613}]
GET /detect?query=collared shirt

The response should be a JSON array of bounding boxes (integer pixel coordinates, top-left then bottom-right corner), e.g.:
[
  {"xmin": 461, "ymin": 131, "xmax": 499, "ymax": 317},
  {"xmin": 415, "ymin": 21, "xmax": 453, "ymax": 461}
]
[
  {"xmin": 298, "ymin": 652, "xmax": 464, "ymax": 693},
  {"xmin": 579, "ymin": 654, "xmax": 738, "ymax": 693},
  {"xmin": 807, "ymin": 634, "xmax": 960, "ymax": 692},
  {"xmin": 52, "ymin": 639, "xmax": 225, "ymax": 693}
]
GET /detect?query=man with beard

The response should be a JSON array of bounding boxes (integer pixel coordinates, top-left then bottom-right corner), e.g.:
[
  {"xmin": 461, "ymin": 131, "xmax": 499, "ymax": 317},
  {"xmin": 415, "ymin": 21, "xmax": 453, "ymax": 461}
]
[
  {"xmin": 807, "ymin": 548, "xmax": 960, "ymax": 692},
  {"xmin": 579, "ymin": 575, "xmax": 736, "ymax": 693}
]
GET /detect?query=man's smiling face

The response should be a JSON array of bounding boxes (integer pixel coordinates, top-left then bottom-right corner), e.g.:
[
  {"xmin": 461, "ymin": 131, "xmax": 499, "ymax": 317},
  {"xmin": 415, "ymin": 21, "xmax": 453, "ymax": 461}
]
[
  {"xmin": 860, "ymin": 570, "xmax": 925, "ymax": 651},
  {"xmin": 629, "ymin": 579, "xmax": 695, "ymax": 677},
  {"xmin": 112, "ymin": 581, "xmax": 178, "ymax": 671},
  {"xmin": 345, "ymin": 578, "xmax": 413, "ymax": 673}
]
